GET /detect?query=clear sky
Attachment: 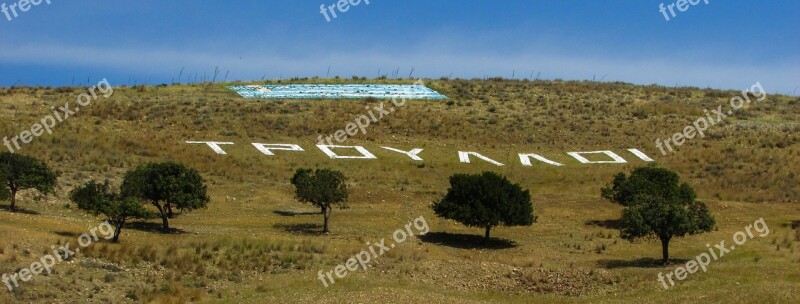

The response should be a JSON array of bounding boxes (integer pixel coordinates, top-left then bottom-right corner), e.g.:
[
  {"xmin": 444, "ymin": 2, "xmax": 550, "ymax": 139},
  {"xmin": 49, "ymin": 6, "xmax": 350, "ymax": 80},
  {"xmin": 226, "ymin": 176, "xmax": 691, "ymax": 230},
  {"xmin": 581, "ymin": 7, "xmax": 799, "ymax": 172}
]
[{"xmin": 0, "ymin": 0, "xmax": 798, "ymax": 94}]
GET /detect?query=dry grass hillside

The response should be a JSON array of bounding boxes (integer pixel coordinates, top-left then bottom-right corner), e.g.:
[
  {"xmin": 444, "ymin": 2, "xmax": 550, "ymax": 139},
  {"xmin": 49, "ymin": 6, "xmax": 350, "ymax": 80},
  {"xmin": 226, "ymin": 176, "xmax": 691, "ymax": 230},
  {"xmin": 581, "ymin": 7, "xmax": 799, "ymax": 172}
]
[{"xmin": 0, "ymin": 78, "xmax": 798, "ymax": 303}]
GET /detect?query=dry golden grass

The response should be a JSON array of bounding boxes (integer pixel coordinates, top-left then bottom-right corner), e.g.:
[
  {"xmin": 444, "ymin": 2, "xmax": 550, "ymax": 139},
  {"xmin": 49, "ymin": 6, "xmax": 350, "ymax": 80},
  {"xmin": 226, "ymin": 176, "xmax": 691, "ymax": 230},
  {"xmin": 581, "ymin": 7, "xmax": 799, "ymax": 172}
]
[{"xmin": 0, "ymin": 79, "xmax": 798, "ymax": 303}]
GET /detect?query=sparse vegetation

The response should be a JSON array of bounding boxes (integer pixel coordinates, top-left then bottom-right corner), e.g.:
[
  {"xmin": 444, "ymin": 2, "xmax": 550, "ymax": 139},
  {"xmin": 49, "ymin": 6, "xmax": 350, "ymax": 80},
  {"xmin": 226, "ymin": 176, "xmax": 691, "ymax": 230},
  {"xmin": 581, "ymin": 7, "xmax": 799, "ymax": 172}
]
[
  {"xmin": 603, "ymin": 166, "xmax": 716, "ymax": 264},
  {"xmin": 0, "ymin": 152, "xmax": 59, "ymax": 211},
  {"xmin": 432, "ymin": 171, "xmax": 536, "ymax": 240},
  {"xmin": 120, "ymin": 162, "xmax": 210, "ymax": 233},
  {"xmin": 0, "ymin": 79, "xmax": 797, "ymax": 303},
  {"xmin": 70, "ymin": 180, "xmax": 152, "ymax": 242},
  {"xmin": 290, "ymin": 168, "xmax": 348, "ymax": 233}
]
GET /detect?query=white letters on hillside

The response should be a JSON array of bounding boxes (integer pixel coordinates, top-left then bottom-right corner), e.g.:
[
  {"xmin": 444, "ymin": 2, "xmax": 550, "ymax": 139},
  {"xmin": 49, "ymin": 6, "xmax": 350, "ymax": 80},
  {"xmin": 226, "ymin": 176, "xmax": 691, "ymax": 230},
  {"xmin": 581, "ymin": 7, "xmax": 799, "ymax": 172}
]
[
  {"xmin": 317, "ymin": 145, "xmax": 378, "ymax": 159},
  {"xmin": 567, "ymin": 150, "xmax": 627, "ymax": 164},
  {"xmin": 381, "ymin": 147, "xmax": 424, "ymax": 161},
  {"xmin": 186, "ymin": 141, "xmax": 234, "ymax": 155},
  {"xmin": 252, "ymin": 143, "xmax": 305, "ymax": 156},
  {"xmin": 458, "ymin": 152, "xmax": 505, "ymax": 166},
  {"xmin": 518, "ymin": 153, "xmax": 564, "ymax": 167},
  {"xmin": 186, "ymin": 141, "xmax": 655, "ymax": 166}
]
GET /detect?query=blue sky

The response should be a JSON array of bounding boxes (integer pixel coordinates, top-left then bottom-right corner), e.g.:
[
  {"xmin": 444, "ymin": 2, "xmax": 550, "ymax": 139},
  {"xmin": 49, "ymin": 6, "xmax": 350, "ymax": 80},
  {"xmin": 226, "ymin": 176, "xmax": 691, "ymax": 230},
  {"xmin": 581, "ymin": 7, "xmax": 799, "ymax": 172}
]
[{"xmin": 0, "ymin": 0, "xmax": 798, "ymax": 94}]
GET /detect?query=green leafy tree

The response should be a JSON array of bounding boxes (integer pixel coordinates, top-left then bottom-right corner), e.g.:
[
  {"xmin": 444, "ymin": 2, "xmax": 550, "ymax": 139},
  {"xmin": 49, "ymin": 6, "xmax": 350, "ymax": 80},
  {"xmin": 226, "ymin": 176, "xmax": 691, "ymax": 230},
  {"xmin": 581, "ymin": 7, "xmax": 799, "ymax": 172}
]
[
  {"xmin": 121, "ymin": 162, "xmax": 210, "ymax": 233},
  {"xmin": 601, "ymin": 166, "xmax": 696, "ymax": 207},
  {"xmin": 0, "ymin": 184, "xmax": 8, "ymax": 202},
  {"xmin": 602, "ymin": 166, "xmax": 716, "ymax": 264},
  {"xmin": 432, "ymin": 172, "xmax": 536, "ymax": 241},
  {"xmin": 0, "ymin": 152, "xmax": 59, "ymax": 210},
  {"xmin": 70, "ymin": 180, "xmax": 151, "ymax": 242},
  {"xmin": 290, "ymin": 168, "xmax": 348, "ymax": 233}
]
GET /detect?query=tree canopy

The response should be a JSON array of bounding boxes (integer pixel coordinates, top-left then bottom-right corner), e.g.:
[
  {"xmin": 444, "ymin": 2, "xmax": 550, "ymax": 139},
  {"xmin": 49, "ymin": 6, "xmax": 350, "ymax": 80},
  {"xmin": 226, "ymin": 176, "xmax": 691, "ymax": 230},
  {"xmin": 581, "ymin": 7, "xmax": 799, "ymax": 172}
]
[
  {"xmin": 290, "ymin": 168, "xmax": 348, "ymax": 233},
  {"xmin": 70, "ymin": 180, "xmax": 151, "ymax": 242},
  {"xmin": 432, "ymin": 171, "xmax": 536, "ymax": 240},
  {"xmin": 120, "ymin": 162, "xmax": 209, "ymax": 233},
  {"xmin": 0, "ymin": 183, "xmax": 8, "ymax": 201},
  {"xmin": 601, "ymin": 166, "xmax": 696, "ymax": 207},
  {"xmin": 602, "ymin": 165, "xmax": 715, "ymax": 264},
  {"xmin": 0, "ymin": 152, "xmax": 59, "ymax": 210}
]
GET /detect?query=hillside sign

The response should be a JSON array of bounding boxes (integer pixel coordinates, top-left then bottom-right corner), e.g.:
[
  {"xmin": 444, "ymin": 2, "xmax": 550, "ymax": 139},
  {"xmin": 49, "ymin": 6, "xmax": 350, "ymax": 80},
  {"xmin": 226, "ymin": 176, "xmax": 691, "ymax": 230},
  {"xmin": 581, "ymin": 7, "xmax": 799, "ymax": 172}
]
[{"xmin": 185, "ymin": 141, "xmax": 655, "ymax": 167}]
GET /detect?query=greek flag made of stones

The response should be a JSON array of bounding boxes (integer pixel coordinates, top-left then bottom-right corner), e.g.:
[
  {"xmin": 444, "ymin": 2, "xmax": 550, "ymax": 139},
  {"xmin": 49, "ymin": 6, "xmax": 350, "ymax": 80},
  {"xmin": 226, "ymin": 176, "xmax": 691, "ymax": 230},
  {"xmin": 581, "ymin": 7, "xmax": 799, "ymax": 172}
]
[{"xmin": 229, "ymin": 84, "xmax": 447, "ymax": 99}]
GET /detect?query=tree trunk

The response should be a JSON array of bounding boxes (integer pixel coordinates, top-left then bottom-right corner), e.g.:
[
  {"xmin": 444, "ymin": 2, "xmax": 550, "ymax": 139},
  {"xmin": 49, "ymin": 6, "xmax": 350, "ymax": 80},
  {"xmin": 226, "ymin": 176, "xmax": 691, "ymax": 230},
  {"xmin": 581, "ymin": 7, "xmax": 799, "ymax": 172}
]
[
  {"xmin": 322, "ymin": 206, "xmax": 331, "ymax": 233},
  {"xmin": 112, "ymin": 221, "xmax": 124, "ymax": 243},
  {"xmin": 485, "ymin": 226, "xmax": 491, "ymax": 240},
  {"xmin": 160, "ymin": 212, "xmax": 170, "ymax": 233},
  {"xmin": 9, "ymin": 189, "xmax": 16, "ymax": 210},
  {"xmin": 166, "ymin": 204, "xmax": 174, "ymax": 218},
  {"xmin": 660, "ymin": 236, "xmax": 671, "ymax": 265},
  {"xmin": 154, "ymin": 203, "xmax": 170, "ymax": 233}
]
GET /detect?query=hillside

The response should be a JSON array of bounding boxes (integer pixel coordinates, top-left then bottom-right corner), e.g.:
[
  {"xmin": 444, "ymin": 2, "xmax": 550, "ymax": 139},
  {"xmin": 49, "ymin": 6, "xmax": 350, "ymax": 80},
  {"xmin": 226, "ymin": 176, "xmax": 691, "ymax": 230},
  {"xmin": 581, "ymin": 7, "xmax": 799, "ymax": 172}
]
[{"xmin": 1, "ymin": 78, "xmax": 799, "ymax": 303}]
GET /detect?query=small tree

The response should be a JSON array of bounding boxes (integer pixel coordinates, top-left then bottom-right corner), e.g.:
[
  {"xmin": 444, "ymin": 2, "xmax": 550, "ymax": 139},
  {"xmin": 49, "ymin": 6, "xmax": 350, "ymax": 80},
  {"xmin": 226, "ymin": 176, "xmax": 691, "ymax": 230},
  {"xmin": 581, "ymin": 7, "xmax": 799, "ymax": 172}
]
[
  {"xmin": 601, "ymin": 166, "xmax": 696, "ymax": 207},
  {"xmin": 121, "ymin": 162, "xmax": 209, "ymax": 233},
  {"xmin": 602, "ymin": 166, "xmax": 715, "ymax": 264},
  {"xmin": 70, "ymin": 180, "xmax": 151, "ymax": 242},
  {"xmin": 290, "ymin": 168, "xmax": 348, "ymax": 233},
  {"xmin": 432, "ymin": 172, "xmax": 536, "ymax": 241},
  {"xmin": 0, "ymin": 152, "xmax": 59, "ymax": 210}
]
